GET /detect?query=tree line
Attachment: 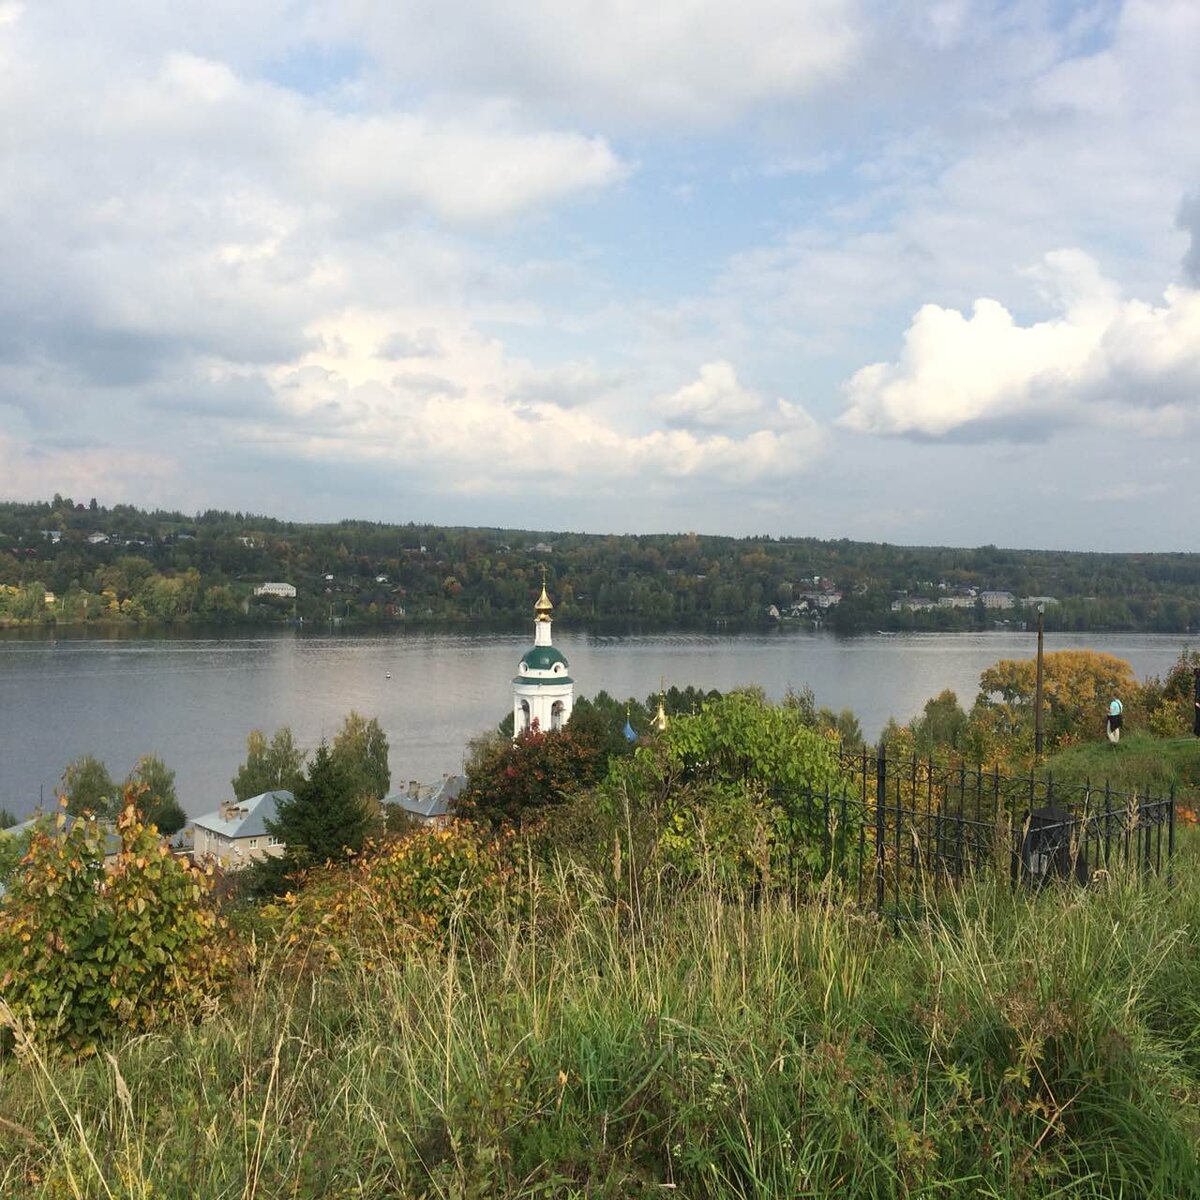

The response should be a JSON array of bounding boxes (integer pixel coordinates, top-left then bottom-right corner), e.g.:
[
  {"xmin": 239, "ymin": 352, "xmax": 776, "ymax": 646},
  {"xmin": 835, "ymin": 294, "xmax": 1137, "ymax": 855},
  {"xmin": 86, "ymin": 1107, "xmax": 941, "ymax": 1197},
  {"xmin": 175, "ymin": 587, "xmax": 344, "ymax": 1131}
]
[{"xmin": 2, "ymin": 496, "xmax": 1200, "ymax": 632}]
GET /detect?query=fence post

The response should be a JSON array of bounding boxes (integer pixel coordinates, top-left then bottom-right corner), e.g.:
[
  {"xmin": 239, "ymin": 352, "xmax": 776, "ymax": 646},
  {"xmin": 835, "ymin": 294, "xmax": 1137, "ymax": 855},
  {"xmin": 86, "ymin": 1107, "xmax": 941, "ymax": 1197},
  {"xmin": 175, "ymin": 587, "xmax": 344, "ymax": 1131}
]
[
  {"xmin": 1084, "ymin": 777, "xmax": 1094, "ymax": 882},
  {"xmin": 875, "ymin": 740, "xmax": 886, "ymax": 912},
  {"xmin": 1142, "ymin": 793, "xmax": 1153, "ymax": 875},
  {"xmin": 1168, "ymin": 783, "xmax": 1176, "ymax": 885}
]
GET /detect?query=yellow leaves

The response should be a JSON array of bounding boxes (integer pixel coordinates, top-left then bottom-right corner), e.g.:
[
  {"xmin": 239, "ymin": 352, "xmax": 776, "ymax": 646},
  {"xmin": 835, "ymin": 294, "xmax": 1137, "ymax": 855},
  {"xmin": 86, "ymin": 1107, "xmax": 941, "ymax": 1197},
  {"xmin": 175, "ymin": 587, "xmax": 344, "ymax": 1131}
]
[{"xmin": 975, "ymin": 649, "xmax": 1139, "ymax": 753}]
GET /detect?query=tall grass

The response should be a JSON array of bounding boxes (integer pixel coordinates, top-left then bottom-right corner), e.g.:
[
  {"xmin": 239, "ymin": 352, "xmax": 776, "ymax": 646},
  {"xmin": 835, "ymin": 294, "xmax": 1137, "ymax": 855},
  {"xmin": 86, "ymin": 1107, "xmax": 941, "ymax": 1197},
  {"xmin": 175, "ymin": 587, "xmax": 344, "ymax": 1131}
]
[{"xmin": 3, "ymin": 852, "xmax": 1200, "ymax": 1198}]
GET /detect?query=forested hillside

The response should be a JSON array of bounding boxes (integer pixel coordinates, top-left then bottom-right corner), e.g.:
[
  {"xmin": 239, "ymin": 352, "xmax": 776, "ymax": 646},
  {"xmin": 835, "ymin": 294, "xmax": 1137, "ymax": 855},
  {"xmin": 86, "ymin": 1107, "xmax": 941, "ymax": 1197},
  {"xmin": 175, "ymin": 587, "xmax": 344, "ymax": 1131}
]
[{"xmin": 1, "ymin": 495, "xmax": 1199, "ymax": 632}]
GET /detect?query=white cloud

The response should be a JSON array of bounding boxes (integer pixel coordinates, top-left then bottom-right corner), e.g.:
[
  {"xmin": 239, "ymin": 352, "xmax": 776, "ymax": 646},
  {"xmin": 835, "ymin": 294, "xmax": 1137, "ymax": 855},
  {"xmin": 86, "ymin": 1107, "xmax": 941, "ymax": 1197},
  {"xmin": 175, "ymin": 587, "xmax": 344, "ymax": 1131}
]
[
  {"xmin": 2, "ymin": 1, "xmax": 1200, "ymax": 546},
  {"xmin": 0, "ymin": 26, "xmax": 625, "ymax": 394},
  {"xmin": 839, "ymin": 250, "xmax": 1200, "ymax": 440},
  {"xmin": 376, "ymin": 329, "xmax": 442, "ymax": 360},
  {"xmin": 511, "ymin": 361, "xmax": 624, "ymax": 409},
  {"xmin": 693, "ymin": 0, "xmax": 1200, "ymax": 388},
  {"xmin": 656, "ymin": 361, "xmax": 767, "ymax": 428},
  {"xmin": 84, "ymin": 53, "xmax": 627, "ymax": 227},
  {"xmin": 233, "ymin": 319, "xmax": 824, "ymax": 492},
  {"xmin": 316, "ymin": 0, "xmax": 862, "ymax": 127}
]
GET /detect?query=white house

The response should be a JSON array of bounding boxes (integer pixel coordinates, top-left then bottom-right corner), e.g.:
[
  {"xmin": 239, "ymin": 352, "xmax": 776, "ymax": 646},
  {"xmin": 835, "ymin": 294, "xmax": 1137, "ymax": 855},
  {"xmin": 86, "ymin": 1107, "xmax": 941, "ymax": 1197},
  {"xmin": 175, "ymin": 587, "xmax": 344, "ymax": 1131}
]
[
  {"xmin": 188, "ymin": 790, "xmax": 291, "ymax": 869},
  {"xmin": 891, "ymin": 597, "xmax": 936, "ymax": 612},
  {"xmin": 979, "ymin": 591, "xmax": 1015, "ymax": 609},
  {"xmin": 799, "ymin": 590, "xmax": 842, "ymax": 610},
  {"xmin": 254, "ymin": 582, "xmax": 297, "ymax": 599}
]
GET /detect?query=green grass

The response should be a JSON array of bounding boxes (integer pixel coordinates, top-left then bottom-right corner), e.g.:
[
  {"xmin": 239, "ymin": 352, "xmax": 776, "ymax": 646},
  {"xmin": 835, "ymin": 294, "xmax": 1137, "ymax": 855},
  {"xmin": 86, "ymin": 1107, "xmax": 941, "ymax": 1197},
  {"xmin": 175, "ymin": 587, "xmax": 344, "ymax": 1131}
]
[
  {"xmin": 1041, "ymin": 734, "xmax": 1200, "ymax": 801},
  {"xmin": 5, "ymin": 850, "xmax": 1200, "ymax": 1199}
]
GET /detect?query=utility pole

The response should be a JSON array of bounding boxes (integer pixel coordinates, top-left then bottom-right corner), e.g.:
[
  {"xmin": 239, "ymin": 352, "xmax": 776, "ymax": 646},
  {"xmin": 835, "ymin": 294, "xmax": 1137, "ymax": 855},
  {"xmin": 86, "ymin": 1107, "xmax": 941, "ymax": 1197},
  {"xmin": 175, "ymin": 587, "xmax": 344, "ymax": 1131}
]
[{"xmin": 1034, "ymin": 604, "xmax": 1045, "ymax": 760}]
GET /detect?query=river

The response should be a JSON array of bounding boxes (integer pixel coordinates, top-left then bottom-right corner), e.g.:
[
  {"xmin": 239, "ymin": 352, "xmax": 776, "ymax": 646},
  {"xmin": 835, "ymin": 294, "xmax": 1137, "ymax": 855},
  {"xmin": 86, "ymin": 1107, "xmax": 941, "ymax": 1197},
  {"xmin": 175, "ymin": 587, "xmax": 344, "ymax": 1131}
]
[{"xmin": 0, "ymin": 627, "xmax": 1191, "ymax": 817}]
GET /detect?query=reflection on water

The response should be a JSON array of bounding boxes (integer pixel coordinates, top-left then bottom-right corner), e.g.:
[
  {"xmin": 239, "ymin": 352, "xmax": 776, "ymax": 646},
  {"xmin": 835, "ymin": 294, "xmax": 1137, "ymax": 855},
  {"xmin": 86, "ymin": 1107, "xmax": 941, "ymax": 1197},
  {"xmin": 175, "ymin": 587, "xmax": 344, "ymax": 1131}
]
[{"xmin": 0, "ymin": 628, "xmax": 1190, "ymax": 817}]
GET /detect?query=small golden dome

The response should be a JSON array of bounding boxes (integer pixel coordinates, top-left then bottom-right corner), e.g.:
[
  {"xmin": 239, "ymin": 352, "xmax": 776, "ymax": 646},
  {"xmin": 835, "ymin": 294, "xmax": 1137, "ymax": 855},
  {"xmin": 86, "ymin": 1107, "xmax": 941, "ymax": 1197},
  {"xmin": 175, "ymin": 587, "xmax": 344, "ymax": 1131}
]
[{"xmin": 535, "ymin": 573, "xmax": 553, "ymax": 622}]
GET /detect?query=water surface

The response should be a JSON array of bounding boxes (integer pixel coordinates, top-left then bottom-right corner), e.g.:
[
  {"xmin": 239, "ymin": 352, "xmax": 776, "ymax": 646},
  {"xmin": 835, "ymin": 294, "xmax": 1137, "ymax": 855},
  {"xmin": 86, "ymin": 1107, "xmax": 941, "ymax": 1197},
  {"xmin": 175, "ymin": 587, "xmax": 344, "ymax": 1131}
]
[{"xmin": 0, "ymin": 628, "xmax": 1189, "ymax": 817}]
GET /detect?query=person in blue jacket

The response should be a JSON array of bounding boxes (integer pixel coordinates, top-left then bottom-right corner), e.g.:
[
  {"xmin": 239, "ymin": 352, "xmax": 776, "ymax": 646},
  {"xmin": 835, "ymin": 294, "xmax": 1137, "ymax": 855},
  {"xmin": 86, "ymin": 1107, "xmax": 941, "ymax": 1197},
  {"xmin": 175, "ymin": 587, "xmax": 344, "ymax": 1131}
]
[{"xmin": 1106, "ymin": 696, "xmax": 1123, "ymax": 744}]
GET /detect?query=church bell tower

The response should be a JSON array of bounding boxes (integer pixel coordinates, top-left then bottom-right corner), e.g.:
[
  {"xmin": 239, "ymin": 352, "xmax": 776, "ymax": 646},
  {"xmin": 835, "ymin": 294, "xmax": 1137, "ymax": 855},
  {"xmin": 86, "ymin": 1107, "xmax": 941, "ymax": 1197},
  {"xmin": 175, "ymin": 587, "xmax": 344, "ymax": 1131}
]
[{"xmin": 512, "ymin": 576, "xmax": 574, "ymax": 736}]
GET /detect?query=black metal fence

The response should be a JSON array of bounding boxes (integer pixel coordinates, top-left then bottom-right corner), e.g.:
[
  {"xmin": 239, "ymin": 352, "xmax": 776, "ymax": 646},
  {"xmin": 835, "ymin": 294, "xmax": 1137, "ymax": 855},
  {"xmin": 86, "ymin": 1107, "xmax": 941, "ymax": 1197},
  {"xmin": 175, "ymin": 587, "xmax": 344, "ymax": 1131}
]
[{"xmin": 785, "ymin": 746, "xmax": 1176, "ymax": 918}]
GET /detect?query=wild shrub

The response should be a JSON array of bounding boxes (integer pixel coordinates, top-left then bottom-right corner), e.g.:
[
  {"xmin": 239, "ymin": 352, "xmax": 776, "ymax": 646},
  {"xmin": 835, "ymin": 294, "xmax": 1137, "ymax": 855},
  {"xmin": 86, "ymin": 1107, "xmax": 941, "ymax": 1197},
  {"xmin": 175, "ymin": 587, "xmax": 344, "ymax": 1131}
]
[
  {"xmin": 591, "ymin": 691, "xmax": 847, "ymax": 889},
  {"xmin": 457, "ymin": 726, "xmax": 607, "ymax": 828},
  {"xmin": 0, "ymin": 797, "xmax": 226, "ymax": 1055},
  {"xmin": 1142, "ymin": 647, "xmax": 1200, "ymax": 738},
  {"xmin": 276, "ymin": 822, "xmax": 521, "ymax": 963}
]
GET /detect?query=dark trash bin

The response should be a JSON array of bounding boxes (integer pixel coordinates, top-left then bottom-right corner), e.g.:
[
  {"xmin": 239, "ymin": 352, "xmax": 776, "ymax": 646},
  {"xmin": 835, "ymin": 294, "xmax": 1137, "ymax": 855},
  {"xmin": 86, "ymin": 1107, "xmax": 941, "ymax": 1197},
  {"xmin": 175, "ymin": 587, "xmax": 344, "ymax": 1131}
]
[{"xmin": 1018, "ymin": 805, "xmax": 1088, "ymax": 885}]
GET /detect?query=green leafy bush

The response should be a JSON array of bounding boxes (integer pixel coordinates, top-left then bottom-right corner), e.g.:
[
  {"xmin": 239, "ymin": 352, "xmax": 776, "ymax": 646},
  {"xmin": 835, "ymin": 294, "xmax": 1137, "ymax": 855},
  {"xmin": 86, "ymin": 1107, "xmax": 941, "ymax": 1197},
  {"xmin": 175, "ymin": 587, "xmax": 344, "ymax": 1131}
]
[
  {"xmin": 0, "ymin": 796, "xmax": 226, "ymax": 1055},
  {"xmin": 591, "ymin": 690, "xmax": 848, "ymax": 888}
]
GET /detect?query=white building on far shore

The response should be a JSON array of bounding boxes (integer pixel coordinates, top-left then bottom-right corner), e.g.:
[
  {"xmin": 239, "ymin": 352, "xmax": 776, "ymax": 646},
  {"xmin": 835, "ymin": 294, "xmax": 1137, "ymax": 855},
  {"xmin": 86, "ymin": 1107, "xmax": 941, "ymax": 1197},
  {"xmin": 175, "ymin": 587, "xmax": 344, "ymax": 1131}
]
[
  {"xmin": 254, "ymin": 582, "xmax": 297, "ymax": 599},
  {"xmin": 979, "ymin": 590, "xmax": 1015, "ymax": 609}
]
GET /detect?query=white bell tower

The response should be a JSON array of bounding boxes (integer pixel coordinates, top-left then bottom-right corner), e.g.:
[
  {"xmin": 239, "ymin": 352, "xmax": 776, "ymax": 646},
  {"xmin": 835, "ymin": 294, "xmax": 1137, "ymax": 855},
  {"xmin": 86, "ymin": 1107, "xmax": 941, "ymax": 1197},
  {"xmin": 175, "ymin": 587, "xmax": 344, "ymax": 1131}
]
[{"xmin": 513, "ymin": 577, "xmax": 574, "ymax": 736}]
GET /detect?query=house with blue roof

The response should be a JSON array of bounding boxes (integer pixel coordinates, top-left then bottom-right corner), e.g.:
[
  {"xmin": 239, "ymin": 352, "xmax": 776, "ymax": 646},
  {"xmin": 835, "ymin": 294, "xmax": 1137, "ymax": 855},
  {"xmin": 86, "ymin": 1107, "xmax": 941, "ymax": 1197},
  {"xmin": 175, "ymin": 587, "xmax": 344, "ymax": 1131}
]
[
  {"xmin": 383, "ymin": 774, "xmax": 466, "ymax": 828},
  {"xmin": 188, "ymin": 790, "xmax": 291, "ymax": 870}
]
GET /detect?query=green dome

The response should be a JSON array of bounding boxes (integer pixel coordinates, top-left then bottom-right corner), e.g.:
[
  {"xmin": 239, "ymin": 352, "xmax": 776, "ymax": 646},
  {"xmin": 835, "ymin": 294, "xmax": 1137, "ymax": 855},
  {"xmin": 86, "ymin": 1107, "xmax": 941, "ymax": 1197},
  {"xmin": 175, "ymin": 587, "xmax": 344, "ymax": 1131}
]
[{"xmin": 519, "ymin": 645, "xmax": 569, "ymax": 672}]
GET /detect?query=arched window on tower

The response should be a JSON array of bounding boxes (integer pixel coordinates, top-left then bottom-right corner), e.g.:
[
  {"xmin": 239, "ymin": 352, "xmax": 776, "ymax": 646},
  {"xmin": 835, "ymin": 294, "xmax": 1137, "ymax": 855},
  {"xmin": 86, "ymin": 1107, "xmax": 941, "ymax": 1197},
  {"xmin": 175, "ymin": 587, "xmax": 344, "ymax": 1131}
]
[
  {"xmin": 551, "ymin": 700, "xmax": 565, "ymax": 731},
  {"xmin": 520, "ymin": 700, "xmax": 531, "ymax": 732}
]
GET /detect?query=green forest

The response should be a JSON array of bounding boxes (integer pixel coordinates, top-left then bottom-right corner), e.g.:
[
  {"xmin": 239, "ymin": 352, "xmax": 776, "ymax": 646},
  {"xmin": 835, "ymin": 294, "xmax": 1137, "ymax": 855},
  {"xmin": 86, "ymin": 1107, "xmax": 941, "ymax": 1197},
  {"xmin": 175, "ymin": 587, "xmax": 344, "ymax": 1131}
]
[{"xmin": 2, "ymin": 495, "xmax": 1199, "ymax": 633}]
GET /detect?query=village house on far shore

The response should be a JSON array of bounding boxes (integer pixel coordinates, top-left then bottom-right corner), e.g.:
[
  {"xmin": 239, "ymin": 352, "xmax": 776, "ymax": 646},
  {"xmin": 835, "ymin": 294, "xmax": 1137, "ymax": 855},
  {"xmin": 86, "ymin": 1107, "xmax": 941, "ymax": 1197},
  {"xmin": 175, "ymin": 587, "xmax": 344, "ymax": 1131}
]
[{"xmin": 253, "ymin": 582, "xmax": 296, "ymax": 599}]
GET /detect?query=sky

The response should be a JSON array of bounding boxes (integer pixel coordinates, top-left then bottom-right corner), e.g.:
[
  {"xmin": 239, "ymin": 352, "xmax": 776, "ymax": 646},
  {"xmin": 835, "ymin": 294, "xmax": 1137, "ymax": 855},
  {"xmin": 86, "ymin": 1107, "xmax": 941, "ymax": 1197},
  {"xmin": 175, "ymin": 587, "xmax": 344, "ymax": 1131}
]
[{"xmin": 1, "ymin": 0, "xmax": 1198, "ymax": 551}]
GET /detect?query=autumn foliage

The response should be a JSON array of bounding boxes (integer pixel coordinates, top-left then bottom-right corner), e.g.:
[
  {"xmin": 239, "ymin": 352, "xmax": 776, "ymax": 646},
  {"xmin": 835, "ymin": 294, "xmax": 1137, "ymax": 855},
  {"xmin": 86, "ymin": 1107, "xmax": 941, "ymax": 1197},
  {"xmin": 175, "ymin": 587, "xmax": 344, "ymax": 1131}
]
[
  {"xmin": 457, "ymin": 726, "xmax": 607, "ymax": 828},
  {"xmin": 971, "ymin": 650, "xmax": 1138, "ymax": 756},
  {"xmin": 272, "ymin": 823, "xmax": 520, "ymax": 963},
  {"xmin": 0, "ymin": 795, "xmax": 226, "ymax": 1055}
]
